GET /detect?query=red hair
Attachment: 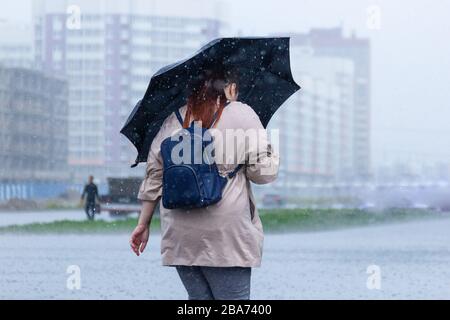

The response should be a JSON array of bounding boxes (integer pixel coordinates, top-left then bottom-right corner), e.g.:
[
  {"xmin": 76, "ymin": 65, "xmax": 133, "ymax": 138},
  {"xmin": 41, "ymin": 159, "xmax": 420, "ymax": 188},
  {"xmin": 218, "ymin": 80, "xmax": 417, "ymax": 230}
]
[{"xmin": 183, "ymin": 71, "xmax": 229, "ymax": 129}]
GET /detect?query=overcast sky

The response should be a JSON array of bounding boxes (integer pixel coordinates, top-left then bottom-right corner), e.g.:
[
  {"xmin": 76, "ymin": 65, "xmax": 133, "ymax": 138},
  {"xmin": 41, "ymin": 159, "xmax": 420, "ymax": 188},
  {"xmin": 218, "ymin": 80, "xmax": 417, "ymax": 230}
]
[{"xmin": 1, "ymin": 0, "xmax": 450, "ymax": 168}]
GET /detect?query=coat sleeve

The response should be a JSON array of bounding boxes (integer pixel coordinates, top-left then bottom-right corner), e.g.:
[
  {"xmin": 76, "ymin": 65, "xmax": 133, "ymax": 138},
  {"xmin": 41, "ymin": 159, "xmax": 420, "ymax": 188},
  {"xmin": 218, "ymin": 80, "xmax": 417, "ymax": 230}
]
[
  {"xmin": 242, "ymin": 105, "xmax": 280, "ymax": 185},
  {"xmin": 137, "ymin": 122, "xmax": 167, "ymax": 202}
]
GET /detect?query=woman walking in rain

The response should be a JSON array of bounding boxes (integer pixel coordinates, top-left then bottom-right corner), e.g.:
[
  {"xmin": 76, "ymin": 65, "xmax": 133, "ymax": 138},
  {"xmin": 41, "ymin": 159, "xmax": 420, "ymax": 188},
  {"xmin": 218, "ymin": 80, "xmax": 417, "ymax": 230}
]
[
  {"xmin": 129, "ymin": 69, "xmax": 279, "ymax": 300},
  {"xmin": 125, "ymin": 37, "xmax": 299, "ymax": 300}
]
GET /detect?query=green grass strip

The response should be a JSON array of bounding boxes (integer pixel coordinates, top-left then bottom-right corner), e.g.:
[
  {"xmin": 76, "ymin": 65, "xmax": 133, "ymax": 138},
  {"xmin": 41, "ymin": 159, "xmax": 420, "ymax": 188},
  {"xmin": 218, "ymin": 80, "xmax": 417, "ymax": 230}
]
[{"xmin": 0, "ymin": 208, "xmax": 445, "ymax": 234}]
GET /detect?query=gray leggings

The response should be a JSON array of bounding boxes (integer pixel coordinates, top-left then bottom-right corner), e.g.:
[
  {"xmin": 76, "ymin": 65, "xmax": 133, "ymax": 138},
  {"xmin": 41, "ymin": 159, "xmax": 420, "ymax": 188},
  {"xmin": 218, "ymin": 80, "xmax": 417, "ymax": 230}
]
[{"xmin": 175, "ymin": 266, "xmax": 251, "ymax": 300}]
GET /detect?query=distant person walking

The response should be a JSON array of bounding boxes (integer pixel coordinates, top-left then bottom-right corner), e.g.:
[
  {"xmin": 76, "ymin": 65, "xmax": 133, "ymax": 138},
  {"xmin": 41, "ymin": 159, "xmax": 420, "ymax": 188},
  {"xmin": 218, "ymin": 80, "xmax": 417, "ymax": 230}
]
[{"xmin": 81, "ymin": 175, "xmax": 99, "ymax": 220}]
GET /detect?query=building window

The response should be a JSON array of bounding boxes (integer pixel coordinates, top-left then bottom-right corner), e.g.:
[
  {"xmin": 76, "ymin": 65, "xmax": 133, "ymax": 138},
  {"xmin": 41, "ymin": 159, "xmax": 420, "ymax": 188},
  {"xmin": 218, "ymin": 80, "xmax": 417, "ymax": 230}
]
[
  {"xmin": 53, "ymin": 50, "xmax": 62, "ymax": 62},
  {"xmin": 53, "ymin": 19, "xmax": 63, "ymax": 31}
]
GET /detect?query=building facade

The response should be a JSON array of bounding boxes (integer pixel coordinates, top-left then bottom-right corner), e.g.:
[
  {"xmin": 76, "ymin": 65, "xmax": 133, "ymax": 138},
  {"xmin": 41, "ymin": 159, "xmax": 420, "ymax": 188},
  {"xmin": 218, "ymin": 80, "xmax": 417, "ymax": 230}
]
[
  {"xmin": 258, "ymin": 27, "xmax": 370, "ymax": 200},
  {"xmin": 33, "ymin": 0, "xmax": 223, "ymax": 183},
  {"xmin": 290, "ymin": 28, "xmax": 371, "ymax": 179},
  {"xmin": 0, "ymin": 66, "xmax": 68, "ymax": 200},
  {"xmin": 268, "ymin": 46, "xmax": 355, "ymax": 190},
  {"xmin": 0, "ymin": 21, "xmax": 34, "ymax": 68}
]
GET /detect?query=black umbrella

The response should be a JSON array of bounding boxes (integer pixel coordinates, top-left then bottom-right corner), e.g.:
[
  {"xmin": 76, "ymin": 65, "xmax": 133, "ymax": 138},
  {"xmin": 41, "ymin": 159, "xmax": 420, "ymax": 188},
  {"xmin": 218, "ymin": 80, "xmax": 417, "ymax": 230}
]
[{"xmin": 121, "ymin": 37, "xmax": 300, "ymax": 167}]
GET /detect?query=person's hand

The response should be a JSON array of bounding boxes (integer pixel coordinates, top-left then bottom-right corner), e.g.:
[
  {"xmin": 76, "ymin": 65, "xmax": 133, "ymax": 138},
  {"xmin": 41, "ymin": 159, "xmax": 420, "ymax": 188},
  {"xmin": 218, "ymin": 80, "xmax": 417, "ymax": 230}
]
[{"xmin": 130, "ymin": 224, "xmax": 150, "ymax": 256}]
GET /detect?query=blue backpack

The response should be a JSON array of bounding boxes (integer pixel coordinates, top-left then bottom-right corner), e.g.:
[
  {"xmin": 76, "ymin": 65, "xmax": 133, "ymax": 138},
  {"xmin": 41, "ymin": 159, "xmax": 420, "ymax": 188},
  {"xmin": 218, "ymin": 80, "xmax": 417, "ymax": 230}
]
[{"xmin": 160, "ymin": 105, "xmax": 243, "ymax": 209}]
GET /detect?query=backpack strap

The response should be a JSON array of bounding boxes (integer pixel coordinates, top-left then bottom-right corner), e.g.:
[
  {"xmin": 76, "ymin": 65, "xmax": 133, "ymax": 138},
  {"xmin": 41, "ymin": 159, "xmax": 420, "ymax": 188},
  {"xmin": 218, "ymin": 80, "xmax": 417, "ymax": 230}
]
[
  {"xmin": 208, "ymin": 111, "xmax": 219, "ymax": 129},
  {"xmin": 175, "ymin": 109, "xmax": 184, "ymax": 126},
  {"xmin": 227, "ymin": 163, "xmax": 243, "ymax": 179},
  {"xmin": 174, "ymin": 102, "xmax": 242, "ymax": 178},
  {"xmin": 208, "ymin": 100, "xmax": 231, "ymax": 129}
]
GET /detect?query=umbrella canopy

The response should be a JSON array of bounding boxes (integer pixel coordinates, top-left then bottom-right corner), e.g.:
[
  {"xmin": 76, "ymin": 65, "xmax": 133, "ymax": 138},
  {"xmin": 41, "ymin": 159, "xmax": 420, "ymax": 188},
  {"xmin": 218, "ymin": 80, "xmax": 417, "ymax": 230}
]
[{"xmin": 121, "ymin": 37, "xmax": 301, "ymax": 167}]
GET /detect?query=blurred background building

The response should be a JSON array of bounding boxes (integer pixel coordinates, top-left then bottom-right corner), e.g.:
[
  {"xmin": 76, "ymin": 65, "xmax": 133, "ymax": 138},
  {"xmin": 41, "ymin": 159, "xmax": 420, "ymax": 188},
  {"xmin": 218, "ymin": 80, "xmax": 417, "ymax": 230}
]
[
  {"xmin": 296, "ymin": 28, "xmax": 371, "ymax": 179},
  {"xmin": 0, "ymin": 0, "xmax": 448, "ymax": 209},
  {"xmin": 266, "ymin": 27, "xmax": 370, "ymax": 199},
  {"xmin": 33, "ymin": 0, "xmax": 223, "ymax": 185},
  {"xmin": 0, "ymin": 66, "xmax": 68, "ymax": 201},
  {"xmin": 1, "ymin": 4, "xmax": 374, "ymax": 201},
  {"xmin": 0, "ymin": 20, "xmax": 34, "ymax": 69}
]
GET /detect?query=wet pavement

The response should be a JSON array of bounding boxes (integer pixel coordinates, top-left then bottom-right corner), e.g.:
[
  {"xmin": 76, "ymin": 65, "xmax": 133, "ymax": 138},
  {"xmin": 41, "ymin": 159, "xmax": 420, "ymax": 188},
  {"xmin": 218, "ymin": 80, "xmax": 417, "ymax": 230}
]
[{"xmin": 1, "ymin": 217, "xmax": 450, "ymax": 299}]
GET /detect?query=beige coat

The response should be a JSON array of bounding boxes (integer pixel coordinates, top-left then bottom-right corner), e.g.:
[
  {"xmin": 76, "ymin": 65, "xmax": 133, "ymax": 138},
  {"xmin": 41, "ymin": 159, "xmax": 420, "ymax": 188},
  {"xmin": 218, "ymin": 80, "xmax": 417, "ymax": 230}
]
[{"xmin": 137, "ymin": 101, "xmax": 279, "ymax": 267}]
